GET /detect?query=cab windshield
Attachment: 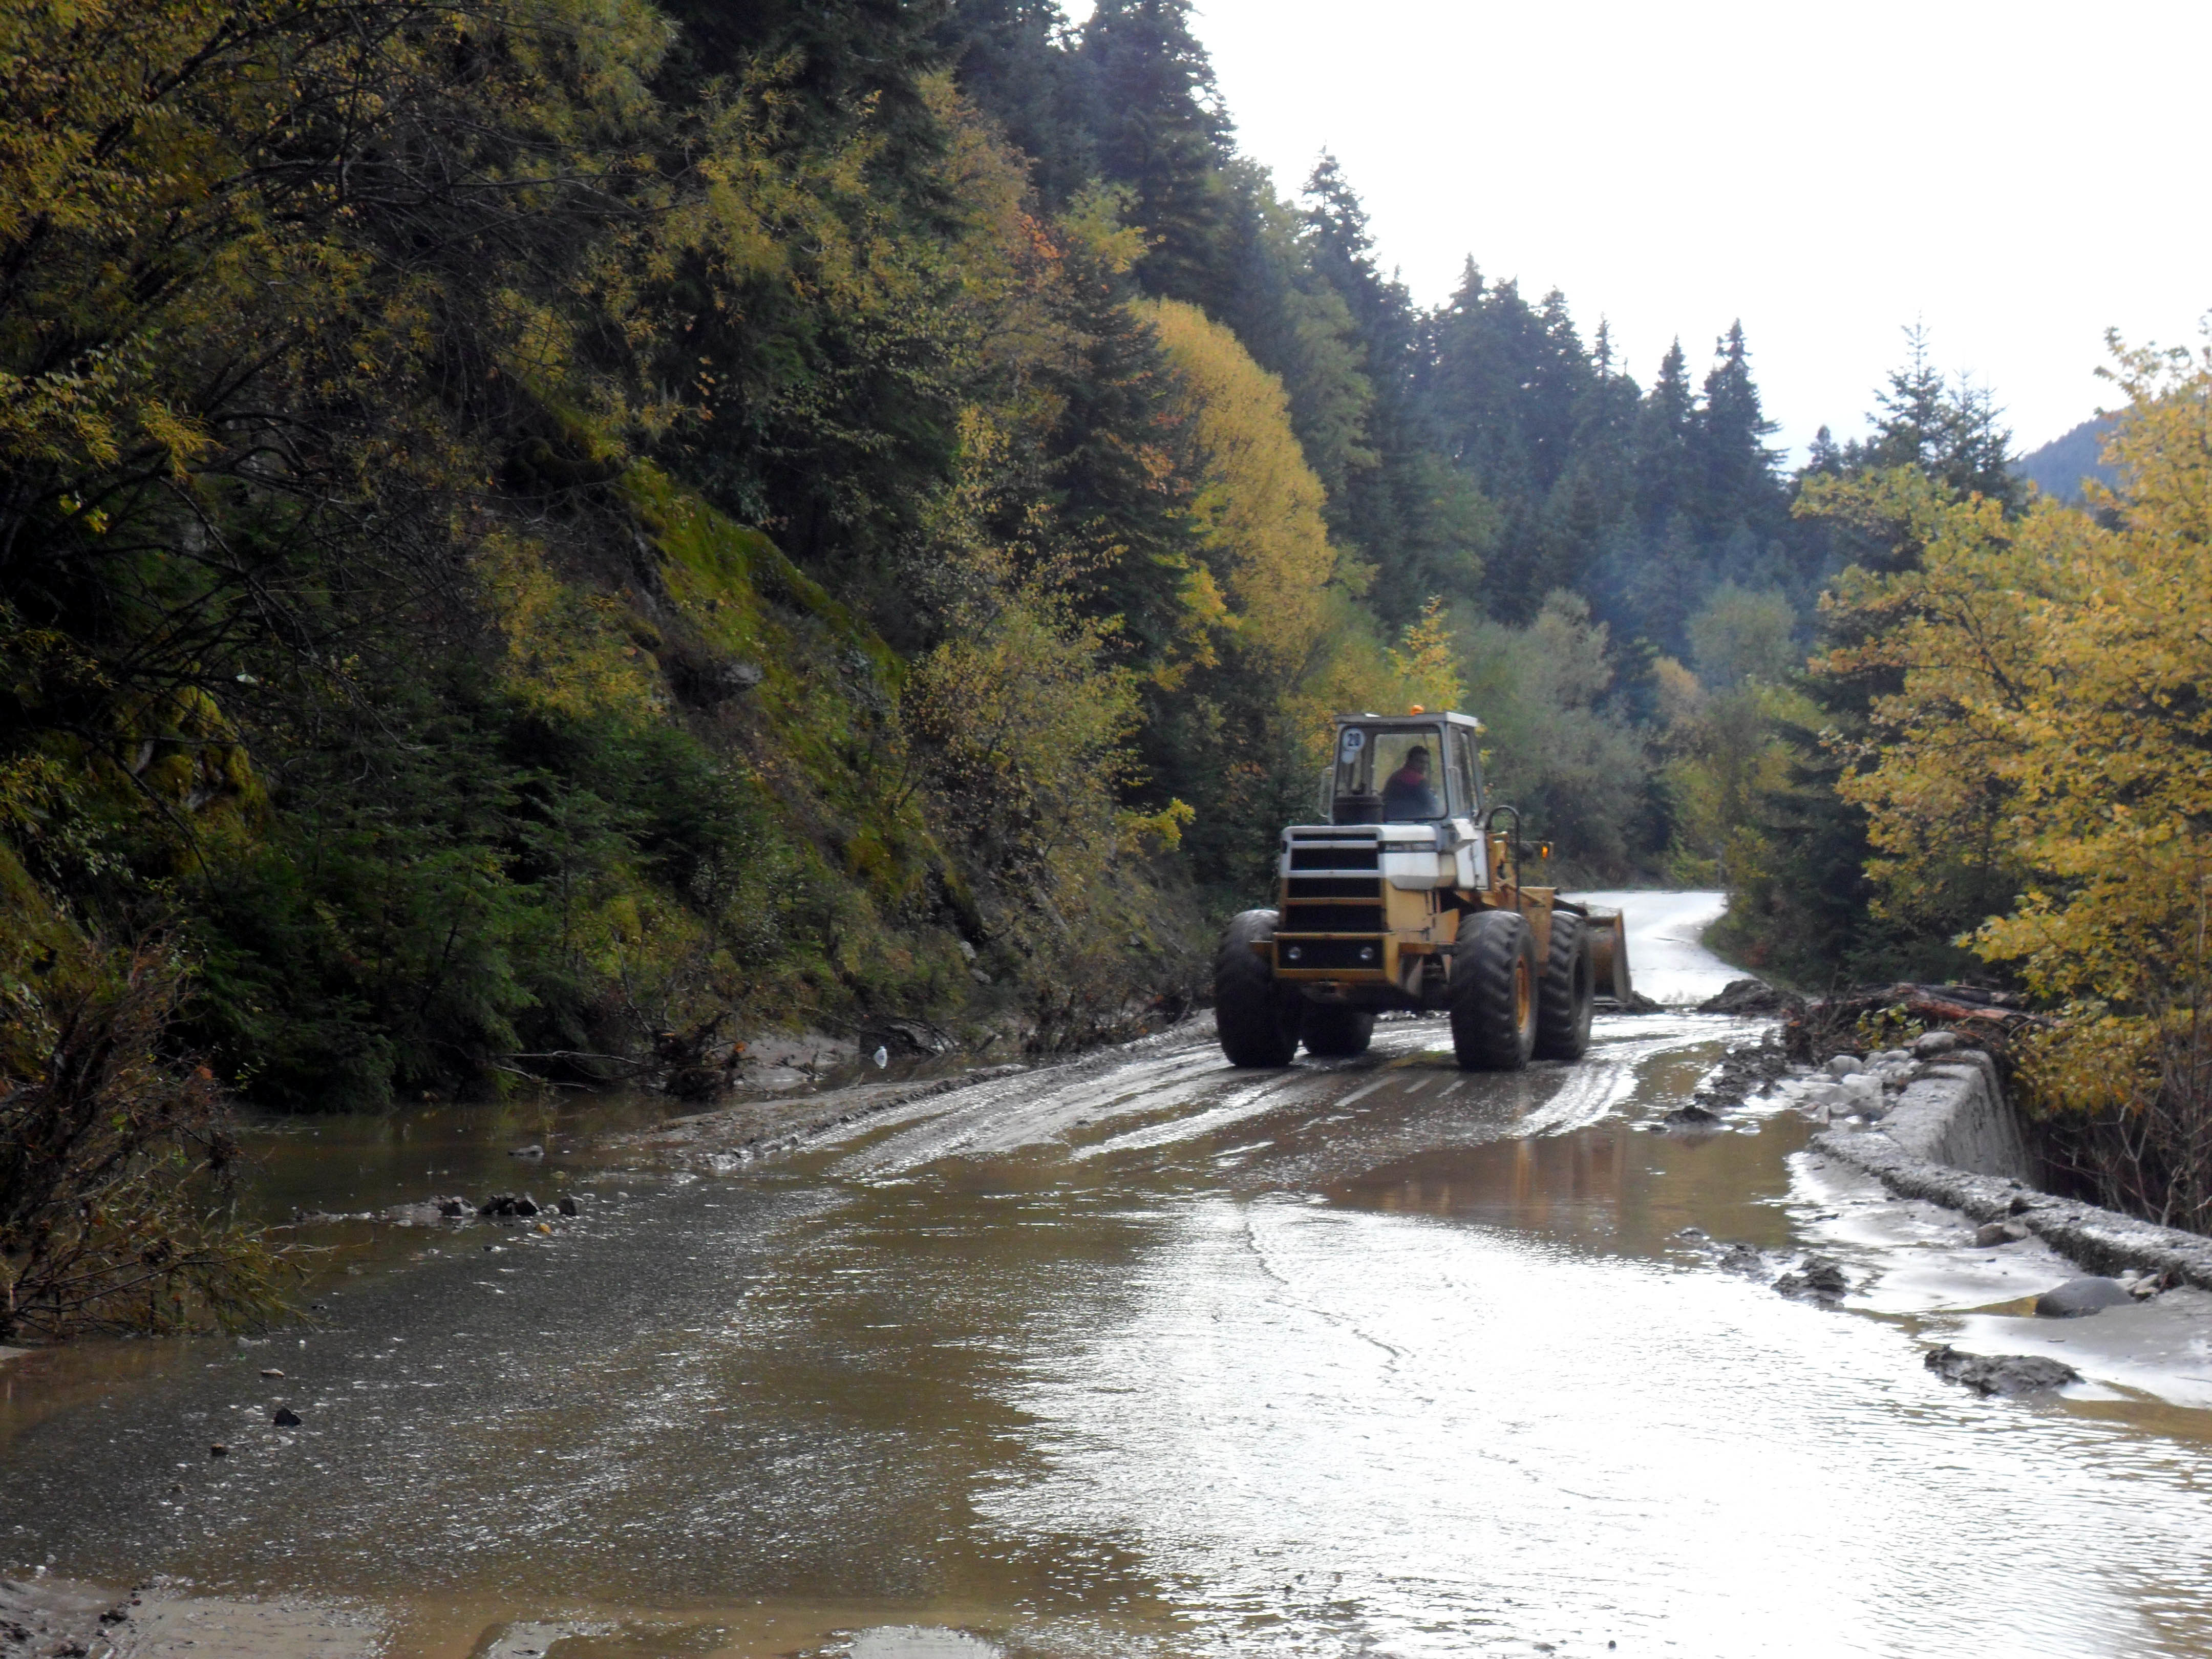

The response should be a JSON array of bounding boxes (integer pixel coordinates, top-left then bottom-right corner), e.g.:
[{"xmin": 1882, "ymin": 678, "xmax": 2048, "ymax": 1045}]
[{"xmin": 1331, "ymin": 724, "xmax": 1449, "ymax": 823}]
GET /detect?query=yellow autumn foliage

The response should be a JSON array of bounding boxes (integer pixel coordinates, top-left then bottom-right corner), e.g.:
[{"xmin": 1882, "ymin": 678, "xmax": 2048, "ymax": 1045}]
[
  {"xmin": 1142, "ymin": 298, "xmax": 1342, "ymax": 677},
  {"xmin": 1137, "ymin": 297, "xmax": 1461, "ymax": 840},
  {"xmin": 1817, "ymin": 330, "xmax": 2212, "ymax": 1015}
]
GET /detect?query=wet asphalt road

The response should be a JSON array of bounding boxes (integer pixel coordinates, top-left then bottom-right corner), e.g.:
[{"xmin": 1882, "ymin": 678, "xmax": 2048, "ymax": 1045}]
[{"xmin": 4, "ymin": 894, "xmax": 2212, "ymax": 1658}]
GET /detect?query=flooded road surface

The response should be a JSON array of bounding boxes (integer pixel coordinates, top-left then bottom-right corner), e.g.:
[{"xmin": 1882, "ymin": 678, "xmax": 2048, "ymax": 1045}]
[{"xmin": 6, "ymin": 892, "xmax": 2212, "ymax": 1657}]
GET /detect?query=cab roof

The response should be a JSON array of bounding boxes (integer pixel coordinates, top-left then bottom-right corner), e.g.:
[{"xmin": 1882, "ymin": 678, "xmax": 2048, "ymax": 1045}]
[{"xmin": 1333, "ymin": 710, "xmax": 1483, "ymax": 730}]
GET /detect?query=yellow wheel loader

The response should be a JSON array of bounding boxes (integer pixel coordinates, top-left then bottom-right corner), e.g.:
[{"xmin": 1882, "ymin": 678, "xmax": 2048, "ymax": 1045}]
[{"xmin": 1215, "ymin": 710, "xmax": 1633, "ymax": 1069}]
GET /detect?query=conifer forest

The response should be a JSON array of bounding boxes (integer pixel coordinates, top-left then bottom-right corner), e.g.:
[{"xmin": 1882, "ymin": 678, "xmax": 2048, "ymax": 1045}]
[{"xmin": 4, "ymin": 0, "xmax": 2210, "ymax": 1336}]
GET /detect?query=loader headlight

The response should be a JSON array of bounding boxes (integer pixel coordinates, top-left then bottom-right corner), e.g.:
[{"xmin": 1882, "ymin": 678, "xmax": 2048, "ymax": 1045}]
[
  {"xmin": 1285, "ymin": 945, "xmax": 1303, "ymax": 962},
  {"xmin": 1358, "ymin": 945, "xmax": 1375, "ymax": 962}
]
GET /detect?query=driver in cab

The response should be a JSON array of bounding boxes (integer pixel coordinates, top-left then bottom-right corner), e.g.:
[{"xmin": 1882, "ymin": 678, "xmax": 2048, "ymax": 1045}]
[{"xmin": 1381, "ymin": 745, "xmax": 1441, "ymax": 820}]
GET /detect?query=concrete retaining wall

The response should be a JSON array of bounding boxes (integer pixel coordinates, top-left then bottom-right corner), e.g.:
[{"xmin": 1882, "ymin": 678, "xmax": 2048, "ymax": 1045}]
[
  {"xmin": 1869, "ymin": 1050, "xmax": 2035, "ymax": 1180},
  {"xmin": 1812, "ymin": 1054, "xmax": 2212, "ymax": 1293}
]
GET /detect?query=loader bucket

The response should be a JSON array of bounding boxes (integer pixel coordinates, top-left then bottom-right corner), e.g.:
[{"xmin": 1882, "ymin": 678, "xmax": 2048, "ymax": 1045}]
[{"xmin": 1584, "ymin": 908, "xmax": 1633, "ymax": 1004}]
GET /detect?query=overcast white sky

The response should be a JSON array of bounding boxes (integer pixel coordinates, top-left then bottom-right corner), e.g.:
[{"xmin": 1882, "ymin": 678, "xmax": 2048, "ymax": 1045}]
[{"xmin": 1174, "ymin": 0, "xmax": 2211, "ymax": 462}]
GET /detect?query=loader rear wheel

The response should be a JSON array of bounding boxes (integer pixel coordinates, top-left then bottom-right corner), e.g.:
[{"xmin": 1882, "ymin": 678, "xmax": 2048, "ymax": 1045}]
[
  {"xmin": 1301, "ymin": 1006, "xmax": 1374, "ymax": 1058},
  {"xmin": 1450, "ymin": 909, "xmax": 1539, "ymax": 1071},
  {"xmin": 1534, "ymin": 911, "xmax": 1595, "ymax": 1061},
  {"xmin": 1215, "ymin": 909, "xmax": 1303, "ymax": 1067}
]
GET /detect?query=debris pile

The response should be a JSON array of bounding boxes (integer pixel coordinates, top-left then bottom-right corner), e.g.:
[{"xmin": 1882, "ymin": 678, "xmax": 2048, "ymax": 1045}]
[
  {"xmin": 1783, "ymin": 983, "xmax": 2049, "ymax": 1065},
  {"xmin": 1696, "ymin": 977, "xmax": 1791, "ymax": 1016}
]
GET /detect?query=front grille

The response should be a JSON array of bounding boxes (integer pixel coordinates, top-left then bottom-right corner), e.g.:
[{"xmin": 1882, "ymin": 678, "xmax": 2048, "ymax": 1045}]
[
  {"xmin": 1290, "ymin": 845, "xmax": 1378, "ymax": 870},
  {"xmin": 1284, "ymin": 876, "xmax": 1381, "ymax": 900},
  {"xmin": 1280, "ymin": 903, "xmax": 1385, "ymax": 932},
  {"xmin": 1274, "ymin": 937, "xmax": 1383, "ymax": 971}
]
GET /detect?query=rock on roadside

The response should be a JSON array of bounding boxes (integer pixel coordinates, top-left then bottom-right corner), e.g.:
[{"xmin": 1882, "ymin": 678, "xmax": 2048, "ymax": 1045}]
[
  {"xmin": 1925, "ymin": 1344, "xmax": 2081, "ymax": 1396},
  {"xmin": 1775, "ymin": 1255, "xmax": 1850, "ymax": 1303},
  {"xmin": 2035, "ymin": 1276, "xmax": 2134, "ymax": 1318}
]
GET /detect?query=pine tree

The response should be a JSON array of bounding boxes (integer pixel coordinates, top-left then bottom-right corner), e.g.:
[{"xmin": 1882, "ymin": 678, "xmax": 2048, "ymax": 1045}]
[
  {"xmin": 1426, "ymin": 266, "xmax": 1537, "ymax": 487},
  {"xmin": 1852, "ymin": 324, "xmax": 1948, "ymax": 471},
  {"xmin": 1567, "ymin": 317, "xmax": 1641, "ymax": 517},
  {"xmin": 1299, "ymin": 165, "xmax": 1490, "ymax": 621},
  {"xmin": 1632, "ymin": 339, "xmax": 1697, "ymax": 533},
  {"xmin": 1077, "ymin": 0, "xmax": 1237, "ymax": 309},
  {"xmin": 1524, "ymin": 291, "xmax": 1593, "ymax": 483},
  {"xmin": 1038, "ymin": 240, "xmax": 1211, "ymax": 672},
  {"xmin": 1805, "ymin": 424, "xmax": 1843, "ymax": 475},
  {"xmin": 1417, "ymin": 269, "xmax": 1542, "ymax": 612},
  {"xmin": 1210, "ymin": 159, "xmax": 1377, "ymax": 505},
  {"xmin": 1301, "ymin": 153, "xmax": 1397, "ymax": 331},
  {"xmin": 1846, "ymin": 324, "xmax": 2023, "ymax": 507},
  {"xmin": 1690, "ymin": 321, "xmax": 1783, "ymax": 535}
]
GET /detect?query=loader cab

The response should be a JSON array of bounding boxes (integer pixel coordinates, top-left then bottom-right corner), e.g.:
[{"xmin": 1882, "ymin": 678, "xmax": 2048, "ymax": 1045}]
[{"xmin": 1323, "ymin": 711, "xmax": 1484, "ymax": 825}]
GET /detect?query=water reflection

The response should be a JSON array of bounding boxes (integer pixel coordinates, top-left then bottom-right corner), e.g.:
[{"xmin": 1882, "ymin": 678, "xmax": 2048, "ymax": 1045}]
[
  {"xmin": 235, "ymin": 1089, "xmax": 686, "ymax": 1223},
  {"xmin": 1334, "ymin": 1113, "xmax": 1811, "ymax": 1257},
  {"xmin": 0, "ymin": 1336, "xmax": 196, "ymax": 1454}
]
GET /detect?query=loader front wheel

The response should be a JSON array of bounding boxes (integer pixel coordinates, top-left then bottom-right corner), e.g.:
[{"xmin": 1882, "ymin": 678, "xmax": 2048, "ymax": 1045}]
[
  {"xmin": 1301, "ymin": 1006, "xmax": 1374, "ymax": 1058},
  {"xmin": 1534, "ymin": 911, "xmax": 1594, "ymax": 1061},
  {"xmin": 1215, "ymin": 909, "xmax": 1303, "ymax": 1067},
  {"xmin": 1450, "ymin": 909, "xmax": 1539, "ymax": 1070}
]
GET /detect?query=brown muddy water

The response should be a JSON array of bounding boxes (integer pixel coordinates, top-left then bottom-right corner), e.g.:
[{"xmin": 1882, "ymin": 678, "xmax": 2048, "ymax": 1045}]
[{"xmin": 4, "ymin": 894, "xmax": 2211, "ymax": 1658}]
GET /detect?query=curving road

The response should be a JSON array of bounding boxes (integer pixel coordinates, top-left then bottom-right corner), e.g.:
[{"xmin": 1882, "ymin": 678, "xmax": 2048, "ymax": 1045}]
[{"xmin": 4, "ymin": 893, "xmax": 2211, "ymax": 1658}]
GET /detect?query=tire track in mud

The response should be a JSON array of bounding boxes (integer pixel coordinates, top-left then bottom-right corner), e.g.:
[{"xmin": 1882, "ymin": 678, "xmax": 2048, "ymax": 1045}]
[{"xmin": 818, "ymin": 1010, "xmax": 1743, "ymax": 1190}]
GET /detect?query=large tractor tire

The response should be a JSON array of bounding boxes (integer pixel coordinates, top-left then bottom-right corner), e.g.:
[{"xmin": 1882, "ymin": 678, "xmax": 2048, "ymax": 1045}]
[
  {"xmin": 1450, "ymin": 909, "xmax": 1539, "ymax": 1071},
  {"xmin": 1301, "ymin": 1006, "xmax": 1374, "ymax": 1058},
  {"xmin": 1215, "ymin": 909, "xmax": 1303, "ymax": 1067},
  {"xmin": 1534, "ymin": 911, "xmax": 1595, "ymax": 1061}
]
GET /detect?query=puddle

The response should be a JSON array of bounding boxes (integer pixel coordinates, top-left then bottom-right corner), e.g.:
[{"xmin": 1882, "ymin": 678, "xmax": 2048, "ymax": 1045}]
[
  {"xmin": 1327, "ymin": 1107, "xmax": 1811, "ymax": 1252},
  {"xmin": 236, "ymin": 1090, "xmax": 687, "ymax": 1223}
]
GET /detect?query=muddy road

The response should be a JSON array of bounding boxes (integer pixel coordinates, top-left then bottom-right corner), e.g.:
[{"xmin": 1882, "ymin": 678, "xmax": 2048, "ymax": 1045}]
[{"xmin": 6, "ymin": 893, "xmax": 2212, "ymax": 1658}]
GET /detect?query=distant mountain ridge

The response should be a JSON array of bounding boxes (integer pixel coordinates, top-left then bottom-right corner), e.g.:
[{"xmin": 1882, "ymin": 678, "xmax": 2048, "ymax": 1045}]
[{"xmin": 2014, "ymin": 414, "xmax": 2117, "ymax": 501}]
